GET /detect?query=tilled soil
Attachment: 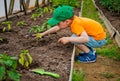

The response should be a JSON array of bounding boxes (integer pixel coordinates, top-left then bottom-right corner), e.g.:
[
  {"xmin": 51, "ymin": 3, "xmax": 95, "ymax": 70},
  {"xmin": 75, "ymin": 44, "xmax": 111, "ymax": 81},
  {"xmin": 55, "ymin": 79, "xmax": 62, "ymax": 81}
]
[{"xmin": 0, "ymin": 8, "xmax": 80, "ymax": 81}]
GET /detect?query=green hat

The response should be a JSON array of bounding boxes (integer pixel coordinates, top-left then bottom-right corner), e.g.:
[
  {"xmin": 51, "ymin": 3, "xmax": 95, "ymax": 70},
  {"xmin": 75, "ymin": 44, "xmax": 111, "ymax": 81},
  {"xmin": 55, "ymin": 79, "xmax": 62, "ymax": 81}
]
[{"xmin": 48, "ymin": 5, "xmax": 74, "ymax": 26}]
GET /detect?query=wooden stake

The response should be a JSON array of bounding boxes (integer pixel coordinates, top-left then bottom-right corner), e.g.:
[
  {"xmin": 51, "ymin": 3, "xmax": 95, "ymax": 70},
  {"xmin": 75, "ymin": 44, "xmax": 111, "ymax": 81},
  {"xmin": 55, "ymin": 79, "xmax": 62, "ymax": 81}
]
[
  {"xmin": 4, "ymin": 0, "xmax": 8, "ymax": 20},
  {"xmin": 9, "ymin": 0, "xmax": 15, "ymax": 15}
]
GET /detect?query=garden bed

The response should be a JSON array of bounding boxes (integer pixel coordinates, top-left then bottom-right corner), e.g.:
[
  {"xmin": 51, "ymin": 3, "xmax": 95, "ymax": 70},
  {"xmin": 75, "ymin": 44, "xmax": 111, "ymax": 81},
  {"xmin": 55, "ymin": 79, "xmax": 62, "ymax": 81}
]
[{"xmin": 0, "ymin": 8, "xmax": 80, "ymax": 81}]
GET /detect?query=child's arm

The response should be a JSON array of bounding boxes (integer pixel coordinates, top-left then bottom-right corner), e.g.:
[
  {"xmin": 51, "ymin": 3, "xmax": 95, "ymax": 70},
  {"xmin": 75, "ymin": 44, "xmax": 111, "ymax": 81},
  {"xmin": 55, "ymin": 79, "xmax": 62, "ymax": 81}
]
[
  {"xmin": 41, "ymin": 25, "xmax": 60, "ymax": 36},
  {"xmin": 58, "ymin": 31, "xmax": 89, "ymax": 44}
]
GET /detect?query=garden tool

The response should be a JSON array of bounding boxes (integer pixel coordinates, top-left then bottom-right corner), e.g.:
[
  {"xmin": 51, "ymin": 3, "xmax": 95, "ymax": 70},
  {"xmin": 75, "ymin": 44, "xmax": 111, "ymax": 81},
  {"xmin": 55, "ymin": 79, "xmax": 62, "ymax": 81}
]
[{"xmin": 31, "ymin": 68, "xmax": 60, "ymax": 78}]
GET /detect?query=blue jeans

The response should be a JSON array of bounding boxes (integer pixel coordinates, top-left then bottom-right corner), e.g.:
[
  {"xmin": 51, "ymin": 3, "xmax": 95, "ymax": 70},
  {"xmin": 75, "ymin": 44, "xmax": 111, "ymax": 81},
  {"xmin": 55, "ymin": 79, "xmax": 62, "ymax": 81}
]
[{"xmin": 71, "ymin": 34, "xmax": 107, "ymax": 48}]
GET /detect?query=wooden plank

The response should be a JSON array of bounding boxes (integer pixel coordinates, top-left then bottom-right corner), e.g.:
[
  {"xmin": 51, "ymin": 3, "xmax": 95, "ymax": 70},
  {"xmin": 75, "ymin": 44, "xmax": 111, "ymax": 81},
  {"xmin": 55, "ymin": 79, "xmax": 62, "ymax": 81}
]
[
  {"xmin": 115, "ymin": 31, "xmax": 120, "ymax": 47},
  {"xmin": 26, "ymin": 0, "xmax": 30, "ymax": 9},
  {"xmin": 21, "ymin": 0, "xmax": 27, "ymax": 15},
  {"xmin": 35, "ymin": 0, "xmax": 39, "ymax": 7},
  {"xmin": 69, "ymin": 46, "xmax": 75, "ymax": 81},
  {"xmin": 9, "ymin": 0, "xmax": 15, "ymax": 15}
]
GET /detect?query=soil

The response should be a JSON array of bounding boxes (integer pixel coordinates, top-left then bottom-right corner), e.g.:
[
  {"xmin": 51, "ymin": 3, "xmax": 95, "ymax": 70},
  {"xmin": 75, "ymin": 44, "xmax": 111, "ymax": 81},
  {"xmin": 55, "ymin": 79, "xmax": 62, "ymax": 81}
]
[
  {"xmin": 74, "ymin": 49, "xmax": 120, "ymax": 81},
  {"xmin": 0, "ymin": 8, "xmax": 80, "ymax": 81},
  {"xmin": 73, "ymin": 0, "xmax": 120, "ymax": 81}
]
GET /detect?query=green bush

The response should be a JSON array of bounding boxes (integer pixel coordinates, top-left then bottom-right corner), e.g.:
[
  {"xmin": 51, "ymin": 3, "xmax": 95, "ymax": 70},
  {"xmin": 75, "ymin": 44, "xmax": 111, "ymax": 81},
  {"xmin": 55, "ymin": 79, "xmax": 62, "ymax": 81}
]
[
  {"xmin": 51, "ymin": 0, "xmax": 81, "ymax": 8},
  {"xmin": 0, "ymin": 54, "xmax": 20, "ymax": 81},
  {"xmin": 99, "ymin": 0, "xmax": 120, "ymax": 14}
]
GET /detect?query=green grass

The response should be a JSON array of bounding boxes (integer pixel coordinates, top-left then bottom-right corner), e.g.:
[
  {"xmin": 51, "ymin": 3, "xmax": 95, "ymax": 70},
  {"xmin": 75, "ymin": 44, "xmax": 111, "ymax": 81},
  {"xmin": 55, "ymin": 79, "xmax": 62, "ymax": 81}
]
[
  {"xmin": 101, "ymin": 72, "xmax": 115, "ymax": 78},
  {"xmin": 82, "ymin": 0, "xmax": 120, "ymax": 60},
  {"xmin": 117, "ymin": 78, "xmax": 120, "ymax": 81},
  {"xmin": 72, "ymin": 69, "xmax": 85, "ymax": 81}
]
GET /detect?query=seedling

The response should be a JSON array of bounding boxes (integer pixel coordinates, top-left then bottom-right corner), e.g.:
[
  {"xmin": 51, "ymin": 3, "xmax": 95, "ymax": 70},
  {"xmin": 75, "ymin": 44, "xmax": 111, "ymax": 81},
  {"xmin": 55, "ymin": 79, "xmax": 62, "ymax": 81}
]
[
  {"xmin": 35, "ymin": 33, "xmax": 42, "ymax": 44},
  {"xmin": 43, "ymin": 19, "xmax": 51, "ymax": 30},
  {"xmin": 43, "ymin": 7, "xmax": 49, "ymax": 13},
  {"xmin": 29, "ymin": 25, "xmax": 45, "ymax": 33},
  {"xmin": 0, "ymin": 53, "xmax": 20, "ymax": 81},
  {"xmin": 19, "ymin": 50, "xmax": 32, "ymax": 68},
  {"xmin": 31, "ymin": 8, "xmax": 44, "ymax": 21},
  {"xmin": 2, "ymin": 21, "xmax": 12, "ymax": 32},
  {"xmin": 16, "ymin": 20, "xmax": 27, "ymax": 26},
  {"xmin": 31, "ymin": 7, "xmax": 53, "ymax": 21},
  {"xmin": 0, "ymin": 37, "xmax": 3, "ymax": 42},
  {"xmin": 35, "ymin": 7, "xmax": 43, "ymax": 13},
  {"xmin": 31, "ymin": 13, "xmax": 42, "ymax": 21}
]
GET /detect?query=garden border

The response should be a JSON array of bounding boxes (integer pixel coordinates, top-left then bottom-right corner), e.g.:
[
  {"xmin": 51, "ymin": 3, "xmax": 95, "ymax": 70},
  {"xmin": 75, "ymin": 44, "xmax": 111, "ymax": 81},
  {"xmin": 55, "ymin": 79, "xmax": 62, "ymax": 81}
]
[
  {"xmin": 68, "ymin": 1, "xmax": 83, "ymax": 81},
  {"xmin": 92, "ymin": 0, "xmax": 120, "ymax": 47},
  {"xmin": 69, "ymin": 46, "xmax": 75, "ymax": 81}
]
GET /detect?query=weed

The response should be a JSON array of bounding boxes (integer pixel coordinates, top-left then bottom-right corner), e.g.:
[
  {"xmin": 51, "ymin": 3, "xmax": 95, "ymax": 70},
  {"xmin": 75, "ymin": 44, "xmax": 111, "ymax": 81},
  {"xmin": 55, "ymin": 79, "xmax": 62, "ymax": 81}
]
[{"xmin": 72, "ymin": 69, "xmax": 85, "ymax": 81}]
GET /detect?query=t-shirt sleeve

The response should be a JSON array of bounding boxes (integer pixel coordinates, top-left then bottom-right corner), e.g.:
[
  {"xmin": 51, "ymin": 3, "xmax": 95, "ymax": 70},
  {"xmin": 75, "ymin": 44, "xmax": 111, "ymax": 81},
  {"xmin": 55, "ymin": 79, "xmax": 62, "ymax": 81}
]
[{"xmin": 71, "ymin": 23, "xmax": 84, "ymax": 36}]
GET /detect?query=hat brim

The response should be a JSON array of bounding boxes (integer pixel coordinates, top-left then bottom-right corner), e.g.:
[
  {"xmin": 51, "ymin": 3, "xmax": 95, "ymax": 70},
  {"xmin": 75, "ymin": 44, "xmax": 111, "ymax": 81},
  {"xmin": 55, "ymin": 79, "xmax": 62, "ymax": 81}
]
[{"xmin": 48, "ymin": 18, "xmax": 60, "ymax": 27}]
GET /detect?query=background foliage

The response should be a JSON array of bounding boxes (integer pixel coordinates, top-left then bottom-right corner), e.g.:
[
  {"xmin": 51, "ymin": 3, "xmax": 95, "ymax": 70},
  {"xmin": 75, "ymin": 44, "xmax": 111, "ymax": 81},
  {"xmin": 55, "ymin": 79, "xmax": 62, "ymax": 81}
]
[{"xmin": 99, "ymin": 0, "xmax": 120, "ymax": 14}]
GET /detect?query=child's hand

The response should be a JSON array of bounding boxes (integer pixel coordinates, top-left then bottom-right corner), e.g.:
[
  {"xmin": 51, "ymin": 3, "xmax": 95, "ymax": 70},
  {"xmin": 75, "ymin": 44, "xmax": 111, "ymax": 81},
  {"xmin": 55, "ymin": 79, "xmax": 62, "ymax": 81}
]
[{"xmin": 58, "ymin": 37, "xmax": 70, "ymax": 44}]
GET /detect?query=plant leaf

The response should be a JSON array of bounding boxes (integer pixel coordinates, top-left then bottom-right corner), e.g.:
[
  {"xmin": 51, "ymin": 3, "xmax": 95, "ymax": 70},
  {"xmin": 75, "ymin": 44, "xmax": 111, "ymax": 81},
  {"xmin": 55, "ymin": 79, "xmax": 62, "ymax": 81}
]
[
  {"xmin": 0, "ymin": 66, "xmax": 5, "ymax": 80},
  {"xmin": 25, "ymin": 61, "xmax": 29, "ymax": 67},
  {"xmin": 19, "ymin": 54, "xmax": 25, "ymax": 66},
  {"xmin": 27, "ymin": 53, "xmax": 32, "ymax": 64},
  {"xmin": 8, "ymin": 70, "xmax": 20, "ymax": 81}
]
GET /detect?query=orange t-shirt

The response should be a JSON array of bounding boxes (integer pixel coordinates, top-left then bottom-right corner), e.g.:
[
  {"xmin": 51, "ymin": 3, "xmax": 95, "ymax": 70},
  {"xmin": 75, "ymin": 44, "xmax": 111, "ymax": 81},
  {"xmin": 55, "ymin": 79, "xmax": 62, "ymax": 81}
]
[{"xmin": 70, "ymin": 16, "xmax": 106, "ymax": 40}]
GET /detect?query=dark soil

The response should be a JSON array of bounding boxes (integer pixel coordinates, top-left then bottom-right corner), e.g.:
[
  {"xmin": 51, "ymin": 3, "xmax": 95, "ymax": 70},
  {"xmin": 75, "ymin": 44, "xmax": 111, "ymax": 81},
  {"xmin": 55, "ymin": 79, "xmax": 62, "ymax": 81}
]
[
  {"xmin": 0, "ymin": 8, "xmax": 80, "ymax": 81},
  {"xmin": 94, "ymin": 0, "xmax": 120, "ymax": 33}
]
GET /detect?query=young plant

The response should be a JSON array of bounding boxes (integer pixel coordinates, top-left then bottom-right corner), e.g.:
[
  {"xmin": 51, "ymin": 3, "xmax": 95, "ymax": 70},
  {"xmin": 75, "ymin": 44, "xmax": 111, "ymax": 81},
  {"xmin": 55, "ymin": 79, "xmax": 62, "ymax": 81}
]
[
  {"xmin": 31, "ymin": 8, "xmax": 44, "ymax": 21},
  {"xmin": 31, "ymin": 13, "xmax": 42, "ymax": 21},
  {"xmin": 43, "ymin": 19, "xmax": 51, "ymax": 30},
  {"xmin": 2, "ymin": 21, "xmax": 12, "ymax": 32},
  {"xmin": 29, "ymin": 25, "xmax": 45, "ymax": 33},
  {"xmin": 16, "ymin": 20, "xmax": 27, "ymax": 26},
  {"xmin": 35, "ymin": 33, "xmax": 42, "ymax": 44},
  {"xmin": 19, "ymin": 50, "xmax": 32, "ymax": 68},
  {"xmin": 35, "ymin": 7, "xmax": 43, "ymax": 13},
  {"xmin": 0, "ymin": 53, "xmax": 20, "ymax": 81},
  {"xmin": 0, "ymin": 37, "xmax": 3, "ymax": 42},
  {"xmin": 43, "ymin": 7, "xmax": 49, "ymax": 13}
]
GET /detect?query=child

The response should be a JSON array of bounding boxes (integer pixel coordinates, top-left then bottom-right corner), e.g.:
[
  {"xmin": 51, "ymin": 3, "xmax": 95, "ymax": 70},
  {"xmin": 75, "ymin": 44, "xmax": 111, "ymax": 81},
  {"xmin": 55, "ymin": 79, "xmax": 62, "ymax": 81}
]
[{"xmin": 38, "ymin": 5, "xmax": 107, "ymax": 63}]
